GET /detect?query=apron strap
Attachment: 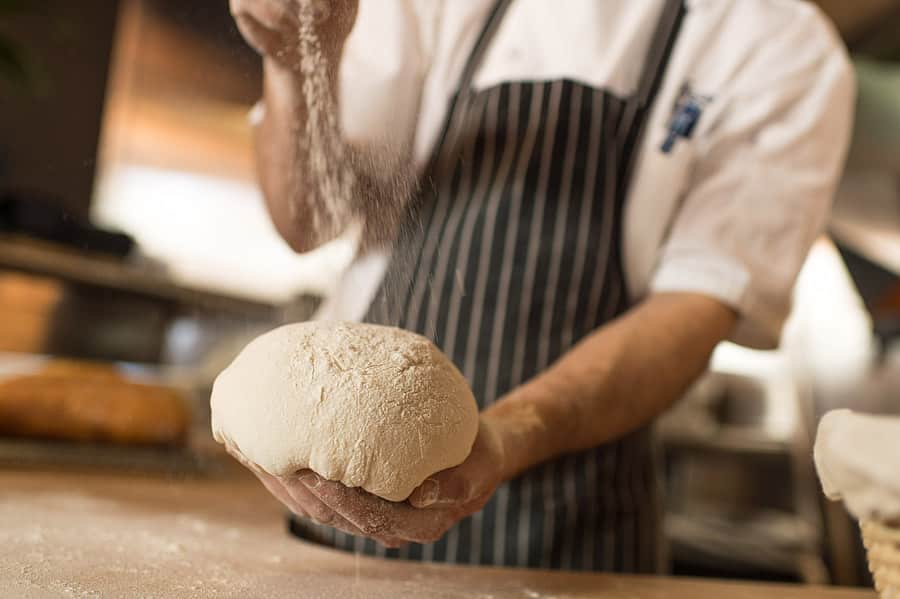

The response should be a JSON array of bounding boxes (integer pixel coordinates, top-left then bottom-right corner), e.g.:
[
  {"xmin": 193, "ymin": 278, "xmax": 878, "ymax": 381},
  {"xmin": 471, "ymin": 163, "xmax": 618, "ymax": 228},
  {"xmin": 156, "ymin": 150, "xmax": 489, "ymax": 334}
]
[
  {"xmin": 455, "ymin": 0, "xmax": 516, "ymax": 96},
  {"xmin": 425, "ymin": 0, "xmax": 514, "ymax": 179},
  {"xmin": 634, "ymin": 0, "xmax": 687, "ymax": 110},
  {"xmin": 618, "ymin": 0, "xmax": 687, "ymax": 200},
  {"xmin": 428, "ymin": 0, "xmax": 686, "ymax": 183},
  {"xmin": 454, "ymin": 0, "xmax": 685, "ymax": 123}
]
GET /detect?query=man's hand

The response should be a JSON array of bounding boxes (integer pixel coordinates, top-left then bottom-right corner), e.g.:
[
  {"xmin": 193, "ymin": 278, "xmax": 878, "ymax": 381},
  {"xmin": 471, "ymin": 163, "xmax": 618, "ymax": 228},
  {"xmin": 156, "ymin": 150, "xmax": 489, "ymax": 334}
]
[
  {"xmin": 227, "ymin": 293, "xmax": 734, "ymax": 547},
  {"xmin": 230, "ymin": 0, "xmax": 358, "ymax": 67},
  {"xmin": 227, "ymin": 419, "xmax": 506, "ymax": 548},
  {"xmin": 230, "ymin": 0, "xmax": 364, "ymax": 252}
]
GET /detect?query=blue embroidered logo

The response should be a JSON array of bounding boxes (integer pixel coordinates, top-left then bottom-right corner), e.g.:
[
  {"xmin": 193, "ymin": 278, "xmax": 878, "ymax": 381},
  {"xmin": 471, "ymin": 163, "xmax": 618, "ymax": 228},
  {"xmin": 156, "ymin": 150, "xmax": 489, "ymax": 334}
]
[{"xmin": 661, "ymin": 84, "xmax": 712, "ymax": 154}]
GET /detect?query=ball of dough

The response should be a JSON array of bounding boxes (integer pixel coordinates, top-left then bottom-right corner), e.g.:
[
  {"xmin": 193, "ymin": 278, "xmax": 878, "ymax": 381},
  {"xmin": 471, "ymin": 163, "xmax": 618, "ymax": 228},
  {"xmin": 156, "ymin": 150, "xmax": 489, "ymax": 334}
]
[{"xmin": 211, "ymin": 321, "xmax": 479, "ymax": 502}]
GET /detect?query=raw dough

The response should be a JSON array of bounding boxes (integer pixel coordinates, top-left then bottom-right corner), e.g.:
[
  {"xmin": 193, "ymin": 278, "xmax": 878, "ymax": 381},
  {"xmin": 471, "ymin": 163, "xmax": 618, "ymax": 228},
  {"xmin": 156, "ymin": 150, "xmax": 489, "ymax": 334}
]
[
  {"xmin": 814, "ymin": 409, "xmax": 900, "ymax": 522},
  {"xmin": 211, "ymin": 321, "xmax": 479, "ymax": 501}
]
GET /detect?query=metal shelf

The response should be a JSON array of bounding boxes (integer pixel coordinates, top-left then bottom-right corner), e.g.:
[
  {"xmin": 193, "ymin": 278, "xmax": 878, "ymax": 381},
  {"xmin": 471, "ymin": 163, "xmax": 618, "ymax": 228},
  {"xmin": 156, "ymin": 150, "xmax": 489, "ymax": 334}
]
[{"xmin": 0, "ymin": 235, "xmax": 279, "ymax": 320}]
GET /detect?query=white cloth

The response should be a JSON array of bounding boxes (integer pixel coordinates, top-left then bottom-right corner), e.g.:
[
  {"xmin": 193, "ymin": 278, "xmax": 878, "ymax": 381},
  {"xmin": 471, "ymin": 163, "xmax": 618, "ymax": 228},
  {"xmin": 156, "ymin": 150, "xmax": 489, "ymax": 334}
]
[
  {"xmin": 318, "ymin": 0, "xmax": 855, "ymax": 348},
  {"xmin": 814, "ymin": 410, "xmax": 900, "ymax": 522}
]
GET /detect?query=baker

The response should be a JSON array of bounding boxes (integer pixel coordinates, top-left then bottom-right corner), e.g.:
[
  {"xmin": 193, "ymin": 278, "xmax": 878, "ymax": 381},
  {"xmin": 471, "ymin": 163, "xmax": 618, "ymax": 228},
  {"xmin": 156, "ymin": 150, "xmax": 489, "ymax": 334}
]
[{"xmin": 227, "ymin": 0, "xmax": 854, "ymax": 572}]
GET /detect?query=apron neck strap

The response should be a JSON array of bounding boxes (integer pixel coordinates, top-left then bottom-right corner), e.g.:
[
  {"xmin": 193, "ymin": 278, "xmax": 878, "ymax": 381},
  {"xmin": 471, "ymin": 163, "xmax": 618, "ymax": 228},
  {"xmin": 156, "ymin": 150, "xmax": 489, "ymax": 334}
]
[
  {"xmin": 616, "ymin": 0, "xmax": 686, "ymax": 249},
  {"xmin": 634, "ymin": 0, "xmax": 687, "ymax": 109},
  {"xmin": 457, "ymin": 0, "xmax": 685, "ymax": 103},
  {"xmin": 455, "ymin": 0, "xmax": 515, "ymax": 95},
  {"xmin": 423, "ymin": 0, "xmax": 513, "ymax": 178}
]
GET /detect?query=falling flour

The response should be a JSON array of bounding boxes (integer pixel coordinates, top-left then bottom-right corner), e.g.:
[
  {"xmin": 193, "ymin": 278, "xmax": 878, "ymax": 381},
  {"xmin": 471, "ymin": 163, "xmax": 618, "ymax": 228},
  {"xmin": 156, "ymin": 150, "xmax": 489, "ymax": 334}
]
[
  {"xmin": 289, "ymin": 0, "xmax": 416, "ymax": 249},
  {"xmin": 293, "ymin": 0, "xmax": 355, "ymax": 237}
]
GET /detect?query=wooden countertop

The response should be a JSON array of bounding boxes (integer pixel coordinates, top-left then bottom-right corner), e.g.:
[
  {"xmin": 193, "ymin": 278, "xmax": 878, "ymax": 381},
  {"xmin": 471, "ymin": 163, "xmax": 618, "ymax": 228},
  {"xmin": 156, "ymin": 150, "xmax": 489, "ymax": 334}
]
[{"xmin": 0, "ymin": 465, "xmax": 875, "ymax": 598}]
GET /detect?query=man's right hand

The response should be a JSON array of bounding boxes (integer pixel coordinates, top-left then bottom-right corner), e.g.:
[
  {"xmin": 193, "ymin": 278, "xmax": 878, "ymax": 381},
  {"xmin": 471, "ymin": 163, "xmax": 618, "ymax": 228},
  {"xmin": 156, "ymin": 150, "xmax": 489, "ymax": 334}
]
[{"xmin": 230, "ymin": 0, "xmax": 358, "ymax": 68}]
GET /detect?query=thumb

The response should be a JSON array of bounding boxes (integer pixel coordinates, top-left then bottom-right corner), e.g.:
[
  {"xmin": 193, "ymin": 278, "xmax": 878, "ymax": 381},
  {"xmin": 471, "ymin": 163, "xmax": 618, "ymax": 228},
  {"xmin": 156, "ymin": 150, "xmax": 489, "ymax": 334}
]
[{"xmin": 408, "ymin": 468, "xmax": 475, "ymax": 509}]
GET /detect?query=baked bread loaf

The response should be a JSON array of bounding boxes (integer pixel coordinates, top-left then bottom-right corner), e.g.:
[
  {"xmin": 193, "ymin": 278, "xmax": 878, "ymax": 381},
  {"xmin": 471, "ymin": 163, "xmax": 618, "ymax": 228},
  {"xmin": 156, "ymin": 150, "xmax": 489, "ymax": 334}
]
[
  {"xmin": 38, "ymin": 358, "xmax": 121, "ymax": 380},
  {"xmin": 0, "ymin": 360, "xmax": 190, "ymax": 446}
]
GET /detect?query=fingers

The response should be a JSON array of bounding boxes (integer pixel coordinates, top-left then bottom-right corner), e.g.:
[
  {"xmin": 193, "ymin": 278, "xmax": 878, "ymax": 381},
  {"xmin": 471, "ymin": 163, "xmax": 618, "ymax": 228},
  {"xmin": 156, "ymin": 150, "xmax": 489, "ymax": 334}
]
[
  {"xmin": 302, "ymin": 475, "xmax": 455, "ymax": 545},
  {"xmin": 407, "ymin": 478, "xmax": 441, "ymax": 509},
  {"xmin": 225, "ymin": 442, "xmax": 258, "ymax": 471},
  {"xmin": 253, "ymin": 468, "xmax": 384, "ymax": 541},
  {"xmin": 225, "ymin": 445, "xmax": 313, "ymax": 520},
  {"xmin": 273, "ymin": 471, "xmax": 403, "ymax": 543},
  {"xmin": 407, "ymin": 472, "xmax": 475, "ymax": 509},
  {"xmin": 230, "ymin": 0, "xmax": 301, "ymax": 58},
  {"xmin": 223, "ymin": 443, "xmax": 404, "ymax": 545},
  {"xmin": 230, "ymin": 0, "xmax": 295, "ymax": 30},
  {"xmin": 225, "ymin": 443, "xmax": 311, "ymax": 519},
  {"xmin": 281, "ymin": 473, "xmax": 408, "ymax": 546},
  {"xmin": 303, "ymin": 477, "xmax": 391, "ymax": 535},
  {"xmin": 408, "ymin": 421, "xmax": 504, "ymax": 509},
  {"xmin": 279, "ymin": 472, "xmax": 343, "ymax": 525},
  {"xmin": 233, "ymin": 14, "xmax": 284, "ymax": 56},
  {"xmin": 224, "ymin": 443, "xmax": 437, "ymax": 546},
  {"xmin": 224, "ymin": 446, "xmax": 399, "ymax": 544},
  {"xmin": 251, "ymin": 468, "xmax": 311, "ymax": 519}
]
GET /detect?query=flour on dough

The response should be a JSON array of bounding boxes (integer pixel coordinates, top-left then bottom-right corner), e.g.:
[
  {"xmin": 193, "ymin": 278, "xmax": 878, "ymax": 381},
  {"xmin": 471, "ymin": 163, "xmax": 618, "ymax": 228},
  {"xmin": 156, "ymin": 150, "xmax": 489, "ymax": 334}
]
[{"xmin": 211, "ymin": 321, "xmax": 479, "ymax": 502}]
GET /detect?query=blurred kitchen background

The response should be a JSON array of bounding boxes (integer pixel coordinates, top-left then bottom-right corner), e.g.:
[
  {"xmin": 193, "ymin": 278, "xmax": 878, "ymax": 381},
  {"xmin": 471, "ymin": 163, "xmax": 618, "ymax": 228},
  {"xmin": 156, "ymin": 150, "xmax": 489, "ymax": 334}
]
[{"xmin": 0, "ymin": 0, "xmax": 898, "ymax": 590}]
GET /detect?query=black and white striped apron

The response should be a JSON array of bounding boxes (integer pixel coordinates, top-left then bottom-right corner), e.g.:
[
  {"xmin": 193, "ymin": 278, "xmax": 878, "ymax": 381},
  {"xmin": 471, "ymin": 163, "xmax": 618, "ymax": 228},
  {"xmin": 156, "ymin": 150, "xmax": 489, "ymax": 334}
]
[{"xmin": 291, "ymin": 0, "xmax": 686, "ymax": 572}]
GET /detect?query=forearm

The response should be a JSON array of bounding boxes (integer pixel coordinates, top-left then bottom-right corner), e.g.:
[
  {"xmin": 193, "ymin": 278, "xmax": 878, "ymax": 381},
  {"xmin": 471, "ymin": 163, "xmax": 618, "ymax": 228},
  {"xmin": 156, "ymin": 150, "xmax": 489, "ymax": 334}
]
[
  {"xmin": 485, "ymin": 292, "xmax": 737, "ymax": 480},
  {"xmin": 256, "ymin": 58, "xmax": 413, "ymax": 254},
  {"xmin": 233, "ymin": 0, "xmax": 376, "ymax": 251},
  {"xmin": 255, "ymin": 54, "xmax": 344, "ymax": 252}
]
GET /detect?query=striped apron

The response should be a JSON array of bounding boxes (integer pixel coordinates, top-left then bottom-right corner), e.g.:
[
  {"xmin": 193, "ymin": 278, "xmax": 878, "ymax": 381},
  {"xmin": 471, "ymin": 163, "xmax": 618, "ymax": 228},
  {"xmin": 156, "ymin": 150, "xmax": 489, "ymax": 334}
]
[{"xmin": 291, "ymin": 0, "xmax": 686, "ymax": 572}]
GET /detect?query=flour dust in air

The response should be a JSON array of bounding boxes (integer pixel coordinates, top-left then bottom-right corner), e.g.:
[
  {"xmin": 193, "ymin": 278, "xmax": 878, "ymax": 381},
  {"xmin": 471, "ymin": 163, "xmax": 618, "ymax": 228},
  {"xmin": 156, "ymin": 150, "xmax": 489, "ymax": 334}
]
[
  {"xmin": 291, "ymin": 0, "xmax": 424, "ymax": 326},
  {"xmin": 294, "ymin": 0, "xmax": 355, "ymax": 238}
]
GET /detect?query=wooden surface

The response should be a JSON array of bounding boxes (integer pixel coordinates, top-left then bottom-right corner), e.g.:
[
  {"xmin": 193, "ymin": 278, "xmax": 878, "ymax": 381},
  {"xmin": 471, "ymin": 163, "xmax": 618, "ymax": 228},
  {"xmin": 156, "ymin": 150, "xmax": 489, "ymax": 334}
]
[{"xmin": 0, "ymin": 466, "xmax": 876, "ymax": 598}]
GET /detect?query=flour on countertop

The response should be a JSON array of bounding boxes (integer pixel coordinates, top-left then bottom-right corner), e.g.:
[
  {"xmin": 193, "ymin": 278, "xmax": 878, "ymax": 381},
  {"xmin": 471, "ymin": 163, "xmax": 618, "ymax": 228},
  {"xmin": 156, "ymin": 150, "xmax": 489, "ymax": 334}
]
[{"xmin": 1, "ymin": 476, "xmax": 623, "ymax": 598}]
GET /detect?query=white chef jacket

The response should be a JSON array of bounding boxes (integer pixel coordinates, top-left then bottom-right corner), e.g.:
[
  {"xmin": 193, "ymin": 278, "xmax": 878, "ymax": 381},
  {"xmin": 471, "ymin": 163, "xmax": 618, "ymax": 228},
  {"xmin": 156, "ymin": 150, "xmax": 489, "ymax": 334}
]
[{"xmin": 314, "ymin": 0, "xmax": 855, "ymax": 349}]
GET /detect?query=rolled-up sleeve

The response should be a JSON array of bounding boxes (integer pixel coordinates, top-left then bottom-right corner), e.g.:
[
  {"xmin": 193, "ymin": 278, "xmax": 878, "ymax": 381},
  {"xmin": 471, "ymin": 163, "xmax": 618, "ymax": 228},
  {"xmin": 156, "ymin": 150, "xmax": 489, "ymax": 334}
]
[{"xmin": 651, "ymin": 6, "xmax": 856, "ymax": 349}]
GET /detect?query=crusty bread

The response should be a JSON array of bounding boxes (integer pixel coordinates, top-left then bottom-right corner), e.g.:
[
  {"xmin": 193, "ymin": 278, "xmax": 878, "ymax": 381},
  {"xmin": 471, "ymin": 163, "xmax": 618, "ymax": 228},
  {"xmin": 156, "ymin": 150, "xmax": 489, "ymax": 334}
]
[
  {"xmin": 38, "ymin": 358, "xmax": 121, "ymax": 380},
  {"xmin": 0, "ymin": 363, "xmax": 190, "ymax": 446}
]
